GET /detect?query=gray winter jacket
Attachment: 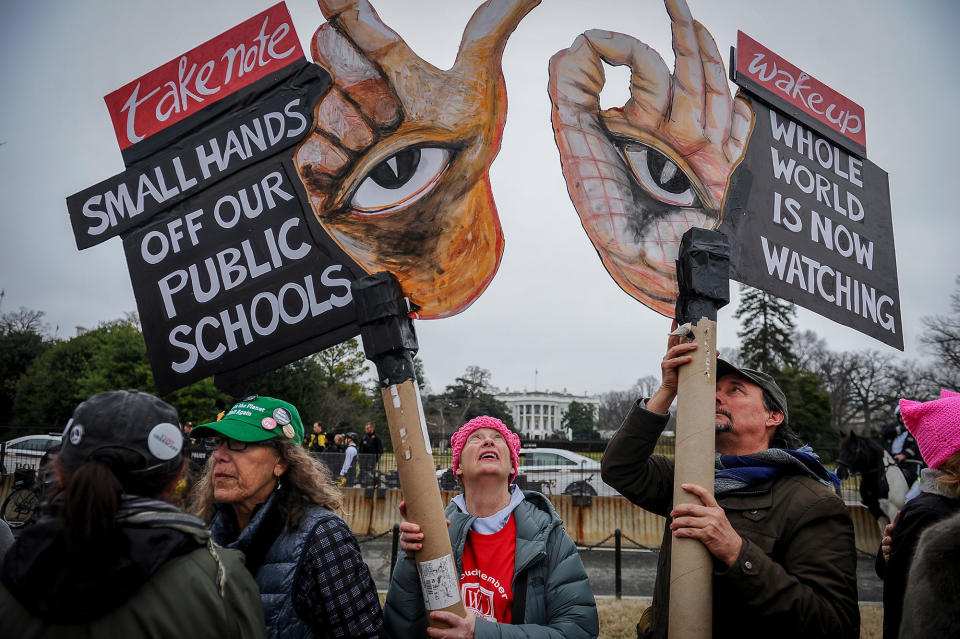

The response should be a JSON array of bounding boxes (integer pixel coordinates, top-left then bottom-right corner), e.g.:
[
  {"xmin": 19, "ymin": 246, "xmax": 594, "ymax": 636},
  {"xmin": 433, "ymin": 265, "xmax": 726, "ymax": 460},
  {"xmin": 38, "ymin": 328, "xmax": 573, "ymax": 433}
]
[{"xmin": 383, "ymin": 491, "xmax": 598, "ymax": 639}]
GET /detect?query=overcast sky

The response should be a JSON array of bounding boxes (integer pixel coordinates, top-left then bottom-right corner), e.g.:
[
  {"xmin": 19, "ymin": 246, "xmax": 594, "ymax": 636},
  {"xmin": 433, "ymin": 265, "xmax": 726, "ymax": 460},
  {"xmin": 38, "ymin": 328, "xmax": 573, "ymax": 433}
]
[{"xmin": 1, "ymin": 0, "xmax": 957, "ymax": 398}]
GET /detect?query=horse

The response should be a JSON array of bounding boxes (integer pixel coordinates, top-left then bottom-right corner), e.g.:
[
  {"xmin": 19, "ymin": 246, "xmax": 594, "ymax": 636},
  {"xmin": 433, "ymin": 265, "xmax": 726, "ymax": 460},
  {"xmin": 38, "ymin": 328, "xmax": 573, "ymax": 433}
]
[{"xmin": 835, "ymin": 431, "xmax": 908, "ymax": 526}]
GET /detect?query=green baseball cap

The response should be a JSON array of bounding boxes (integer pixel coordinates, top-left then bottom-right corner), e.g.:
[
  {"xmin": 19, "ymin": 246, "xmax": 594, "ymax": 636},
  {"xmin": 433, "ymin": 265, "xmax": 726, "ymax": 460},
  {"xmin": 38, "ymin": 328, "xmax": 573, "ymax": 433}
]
[{"xmin": 192, "ymin": 396, "xmax": 304, "ymax": 445}]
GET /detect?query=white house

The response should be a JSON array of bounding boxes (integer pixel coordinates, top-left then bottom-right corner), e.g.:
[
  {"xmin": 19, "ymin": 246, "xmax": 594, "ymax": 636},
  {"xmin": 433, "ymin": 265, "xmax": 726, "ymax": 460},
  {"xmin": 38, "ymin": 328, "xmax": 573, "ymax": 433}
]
[{"xmin": 495, "ymin": 389, "xmax": 600, "ymax": 440}]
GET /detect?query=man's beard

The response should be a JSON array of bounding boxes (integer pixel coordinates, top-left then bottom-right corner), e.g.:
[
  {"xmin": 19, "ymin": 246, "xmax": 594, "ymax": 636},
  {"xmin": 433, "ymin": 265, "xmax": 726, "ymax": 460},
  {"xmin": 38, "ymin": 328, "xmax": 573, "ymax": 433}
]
[{"xmin": 715, "ymin": 408, "xmax": 733, "ymax": 434}]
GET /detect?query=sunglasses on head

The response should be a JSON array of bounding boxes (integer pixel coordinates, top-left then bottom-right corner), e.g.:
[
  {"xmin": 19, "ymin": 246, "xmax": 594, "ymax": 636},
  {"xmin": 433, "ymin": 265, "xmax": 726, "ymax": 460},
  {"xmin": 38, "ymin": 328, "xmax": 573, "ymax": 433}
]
[{"xmin": 213, "ymin": 436, "xmax": 279, "ymax": 452}]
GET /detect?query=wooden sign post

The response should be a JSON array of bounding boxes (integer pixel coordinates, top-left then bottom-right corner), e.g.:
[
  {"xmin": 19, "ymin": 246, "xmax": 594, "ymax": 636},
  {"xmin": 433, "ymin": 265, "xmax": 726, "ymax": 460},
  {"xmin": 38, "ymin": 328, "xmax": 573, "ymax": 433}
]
[
  {"xmin": 668, "ymin": 229, "xmax": 730, "ymax": 639},
  {"xmin": 352, "ymin": 273, "xmax": 466, "ymax": 627}
]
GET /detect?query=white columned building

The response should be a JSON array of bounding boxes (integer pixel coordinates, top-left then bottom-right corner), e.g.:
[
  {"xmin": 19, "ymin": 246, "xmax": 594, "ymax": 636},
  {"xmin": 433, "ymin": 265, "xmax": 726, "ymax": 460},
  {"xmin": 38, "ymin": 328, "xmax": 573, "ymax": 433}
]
[{"xmin": 494, "ymin": 389, "xmax": 600, "ymax": 440}]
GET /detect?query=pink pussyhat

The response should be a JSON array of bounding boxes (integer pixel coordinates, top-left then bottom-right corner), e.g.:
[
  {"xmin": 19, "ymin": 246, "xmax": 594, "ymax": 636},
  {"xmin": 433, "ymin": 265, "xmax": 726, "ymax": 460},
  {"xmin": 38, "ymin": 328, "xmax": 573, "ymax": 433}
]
[
  {"xmin": 451, "ymin": 416, "xmax": 521, "ymax": 482},
  {"xmin": 899, "ymin": 389, "xmax": 960, "ymax": 469}
]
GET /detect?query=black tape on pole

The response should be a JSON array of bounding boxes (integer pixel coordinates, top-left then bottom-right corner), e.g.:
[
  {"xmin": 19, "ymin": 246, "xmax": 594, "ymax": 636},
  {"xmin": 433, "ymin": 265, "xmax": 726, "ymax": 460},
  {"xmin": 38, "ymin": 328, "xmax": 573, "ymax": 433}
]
[
  {"xmin": 352, "ymin": 272, "xmax": 419, "ymax": 386},
  {"xmin": 675, "ymin": 228, "xmax": 731, "ymax": 325}
]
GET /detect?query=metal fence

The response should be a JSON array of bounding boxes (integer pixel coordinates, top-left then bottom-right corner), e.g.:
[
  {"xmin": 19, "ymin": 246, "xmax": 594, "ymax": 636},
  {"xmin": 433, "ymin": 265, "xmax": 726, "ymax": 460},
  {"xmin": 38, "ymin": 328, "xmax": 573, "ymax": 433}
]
[{"xmin": 2, "ymin": 430, "xmax": 865, "ymax": 503}]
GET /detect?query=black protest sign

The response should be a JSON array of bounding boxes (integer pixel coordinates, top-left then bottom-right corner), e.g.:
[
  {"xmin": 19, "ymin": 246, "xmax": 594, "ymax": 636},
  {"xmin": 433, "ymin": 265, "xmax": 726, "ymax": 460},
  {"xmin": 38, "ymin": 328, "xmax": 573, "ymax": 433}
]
[
  {"xmin": 66, "ymin": 4, "xmax": 367, "ymax": 393},
  {"xmin": 124, "ymin": 159, "xmax": 364, "ymax": 393},
  {"xmin": 68, "ymin": 70, "xmax": 326, "ymax": 250},
  {"xmin": 719, "ymin": 96, "xmax": 902, "ymax": 350}
]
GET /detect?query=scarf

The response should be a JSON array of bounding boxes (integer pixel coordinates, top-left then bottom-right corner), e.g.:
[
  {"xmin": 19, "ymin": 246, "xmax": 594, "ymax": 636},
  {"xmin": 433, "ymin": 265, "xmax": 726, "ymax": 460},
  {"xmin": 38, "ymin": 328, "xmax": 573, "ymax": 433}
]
[{"xmin": 714, "ymin": 445, "xmax": 841, "ymax": 496}]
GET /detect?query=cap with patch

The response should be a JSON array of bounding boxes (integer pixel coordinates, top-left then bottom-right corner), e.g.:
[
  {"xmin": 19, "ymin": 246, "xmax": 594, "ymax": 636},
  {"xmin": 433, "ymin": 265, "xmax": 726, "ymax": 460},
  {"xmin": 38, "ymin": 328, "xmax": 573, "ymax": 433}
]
[
  {"xmin": 192, "ymin": 396, "xmax": 304, "ymax": 445},
  {"xmin": 60, "ymin": 390, "xmax": 183, "ymax": 474},
  {"xmin": 716, "ymin": 359, "xmax": 789, "ymax": 426}
]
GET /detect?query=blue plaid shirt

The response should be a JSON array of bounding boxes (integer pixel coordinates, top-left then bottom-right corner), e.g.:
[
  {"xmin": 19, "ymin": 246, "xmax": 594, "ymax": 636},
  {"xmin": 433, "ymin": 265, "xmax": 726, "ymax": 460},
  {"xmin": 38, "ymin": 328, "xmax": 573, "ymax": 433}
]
[{"xmin": 293, "ymin": 516, "xmax": 385, "ymax": 638}]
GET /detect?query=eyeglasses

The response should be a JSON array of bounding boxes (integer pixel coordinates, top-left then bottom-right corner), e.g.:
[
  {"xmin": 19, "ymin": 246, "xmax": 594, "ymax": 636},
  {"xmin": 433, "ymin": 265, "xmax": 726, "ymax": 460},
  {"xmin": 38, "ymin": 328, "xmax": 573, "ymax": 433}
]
[{"xmin": 213, "ymin": 437, "xmax": 279, "ymax": 452}]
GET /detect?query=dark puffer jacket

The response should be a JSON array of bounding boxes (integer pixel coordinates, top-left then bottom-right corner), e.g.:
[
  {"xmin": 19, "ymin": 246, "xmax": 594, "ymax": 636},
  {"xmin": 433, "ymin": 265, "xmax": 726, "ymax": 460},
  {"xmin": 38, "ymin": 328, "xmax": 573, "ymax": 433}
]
[
  {"xmin": 210, "ymin": 491, "xmax": 384, "ymax": 639},
  {"xmin": 383, "ymin": 491, "xmax": 598, "ymax": 639},
  {"xmin": 601, "ymin": 402, "xmax": 859, "ymax": 639}
]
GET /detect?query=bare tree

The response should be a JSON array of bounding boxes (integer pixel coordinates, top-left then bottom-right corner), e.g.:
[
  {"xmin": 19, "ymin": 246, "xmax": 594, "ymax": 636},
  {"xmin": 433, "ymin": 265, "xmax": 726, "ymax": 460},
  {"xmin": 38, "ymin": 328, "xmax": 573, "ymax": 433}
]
[
  {"xmin": 0, "ymin": 306, "xmax": 50, "ymax": 336},
  {"xmin": 920, "ymin": 275, "xmax": 960, "ymax": 390},
  {"xmin": 846, "ymin": 351, "xmax": 897, "ymax": 434},
  {"xmin": 793, "ymin": 329, "xmax": 828, "ymax": 371},
  {"xmin": 598, "ymin": 375, "xmax": 660, "ymax": 431}
]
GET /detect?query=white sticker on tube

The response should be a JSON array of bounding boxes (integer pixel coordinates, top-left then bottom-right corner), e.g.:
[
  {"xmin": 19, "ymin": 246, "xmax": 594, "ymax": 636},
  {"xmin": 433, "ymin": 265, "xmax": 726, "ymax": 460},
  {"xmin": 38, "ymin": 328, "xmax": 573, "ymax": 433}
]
[
  {"xmin": 413, "ymin": 383, "xmax": 432, "ymax": 455},
  {"xmin": 391, "ymin": 385, "xmax": 402, "ymax": 408},
  {"xmin": 417, "ymin": 554, "xmax": 461, "ymax": 610}
]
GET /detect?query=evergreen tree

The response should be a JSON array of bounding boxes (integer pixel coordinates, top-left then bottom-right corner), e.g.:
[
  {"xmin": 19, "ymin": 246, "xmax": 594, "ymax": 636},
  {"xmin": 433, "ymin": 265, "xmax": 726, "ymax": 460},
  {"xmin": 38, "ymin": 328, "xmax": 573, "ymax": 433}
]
[
  {"xmin": 562, "ymin": 401, "xmax": 599, "ymax": 439},
  {"xmin": 775, "ymin": 367, "xmax": 833, "ymax": 450},
  {"xmin": 734, "ymin": 285, "xmax": 797, "ymax": 373}
]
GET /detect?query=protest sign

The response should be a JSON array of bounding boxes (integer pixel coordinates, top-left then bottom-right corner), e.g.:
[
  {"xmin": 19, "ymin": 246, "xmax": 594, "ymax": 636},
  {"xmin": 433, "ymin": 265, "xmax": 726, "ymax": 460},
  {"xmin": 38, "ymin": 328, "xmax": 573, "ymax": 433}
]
[
  {"xmin": 67, "ymin": 3, "xmax": 367, "ymax": 393},
  {"xmin": 722, "ymin": 33, "xmax": 902, "ymax": 350}
]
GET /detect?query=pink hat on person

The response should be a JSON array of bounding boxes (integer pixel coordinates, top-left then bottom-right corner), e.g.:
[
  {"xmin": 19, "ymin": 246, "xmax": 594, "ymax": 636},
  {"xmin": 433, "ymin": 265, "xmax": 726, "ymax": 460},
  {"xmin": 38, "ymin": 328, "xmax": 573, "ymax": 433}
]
[
  {"xmin": 899, "ymin": 389, "xmax": 960, "ymax": 469},
  {"xmin": 451, "ymin": 416, "xmax": 521, "ymax": 482}
]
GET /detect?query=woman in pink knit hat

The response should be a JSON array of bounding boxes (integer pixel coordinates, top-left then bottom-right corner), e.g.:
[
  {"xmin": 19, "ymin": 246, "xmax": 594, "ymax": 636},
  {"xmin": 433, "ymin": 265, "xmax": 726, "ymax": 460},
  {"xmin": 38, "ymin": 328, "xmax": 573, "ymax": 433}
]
[
  {"xmin": 877, "ymin": 389, "xmax": 960, "ymax": 639},
  {"xmin": 383, "ymin": 416, "xmax": 598, "ymax": 639}
]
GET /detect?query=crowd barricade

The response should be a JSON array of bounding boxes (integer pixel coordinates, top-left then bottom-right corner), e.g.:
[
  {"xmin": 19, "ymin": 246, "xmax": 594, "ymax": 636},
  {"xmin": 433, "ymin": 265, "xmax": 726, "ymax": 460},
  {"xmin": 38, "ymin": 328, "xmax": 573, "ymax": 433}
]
[{"xmin": 339, "ymin": 487, "xmax": 882, "ymax": 552}]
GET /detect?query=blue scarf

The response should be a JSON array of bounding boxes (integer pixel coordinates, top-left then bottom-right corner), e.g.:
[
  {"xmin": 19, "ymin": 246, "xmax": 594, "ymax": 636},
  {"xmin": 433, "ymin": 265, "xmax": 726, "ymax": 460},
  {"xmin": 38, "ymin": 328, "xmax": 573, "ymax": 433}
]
[{"xmin": 714, "ymin": 445, "xmax": 841, "ymax": 496}]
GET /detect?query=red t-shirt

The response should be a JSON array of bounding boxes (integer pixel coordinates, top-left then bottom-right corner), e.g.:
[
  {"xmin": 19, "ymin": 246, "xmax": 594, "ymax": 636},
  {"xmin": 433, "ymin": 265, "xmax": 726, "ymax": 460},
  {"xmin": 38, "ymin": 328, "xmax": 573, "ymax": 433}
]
[{"xmin": 460, "ymin": 514, "xmax": 517, "ymax": 623}]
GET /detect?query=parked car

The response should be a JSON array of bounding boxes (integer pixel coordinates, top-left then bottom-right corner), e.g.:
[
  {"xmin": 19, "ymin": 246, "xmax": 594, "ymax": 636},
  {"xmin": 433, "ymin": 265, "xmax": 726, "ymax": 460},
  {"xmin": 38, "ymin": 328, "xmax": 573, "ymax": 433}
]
[
  {"xmin": 1, "ymin": 434, "xmax": 62, "ymax": 476},
  {"xmin": 437, "ymin": 447, "xmax": 619, "ymax": 497}
]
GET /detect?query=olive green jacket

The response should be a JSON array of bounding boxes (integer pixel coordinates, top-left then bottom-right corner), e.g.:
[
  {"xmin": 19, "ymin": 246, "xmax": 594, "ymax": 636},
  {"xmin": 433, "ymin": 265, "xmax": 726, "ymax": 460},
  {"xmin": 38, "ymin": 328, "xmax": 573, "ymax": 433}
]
[
  {"xmin": 0, "ymin": 542, "xmax": 265, "ymax": 639},
  {"xmin": 601, "ymin": 402, "xmax": 859, "ymax": 639}
]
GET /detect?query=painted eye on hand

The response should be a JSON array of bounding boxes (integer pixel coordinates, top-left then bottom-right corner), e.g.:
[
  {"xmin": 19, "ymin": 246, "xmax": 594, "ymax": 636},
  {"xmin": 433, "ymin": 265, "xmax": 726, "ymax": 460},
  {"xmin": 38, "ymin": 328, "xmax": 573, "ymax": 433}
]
[
  {"xmin": 350, "ymin": 147, "xmax": 451, "ymax": 213},
  {"xmin": 623, "ymin": 145, "xmax": 699, "ymax": 208}
]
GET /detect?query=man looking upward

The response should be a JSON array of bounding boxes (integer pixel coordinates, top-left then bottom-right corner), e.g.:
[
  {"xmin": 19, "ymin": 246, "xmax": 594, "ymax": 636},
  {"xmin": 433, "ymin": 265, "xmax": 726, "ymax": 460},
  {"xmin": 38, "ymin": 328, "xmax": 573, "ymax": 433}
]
[{"xmin": 601, "ymin": 326, "xmax": 859, "ymax": 638}]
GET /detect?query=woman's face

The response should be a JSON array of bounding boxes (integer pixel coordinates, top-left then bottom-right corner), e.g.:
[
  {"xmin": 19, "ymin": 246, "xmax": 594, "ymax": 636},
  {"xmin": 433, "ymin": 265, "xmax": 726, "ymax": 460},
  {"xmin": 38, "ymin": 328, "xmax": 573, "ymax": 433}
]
[
  {"xmin": 456, "ymin": 428, "xmax": 514, "ymax": 486},
  {"xmin": 211, "ymin": 439, "xmax": 288, "ymax": 517}
]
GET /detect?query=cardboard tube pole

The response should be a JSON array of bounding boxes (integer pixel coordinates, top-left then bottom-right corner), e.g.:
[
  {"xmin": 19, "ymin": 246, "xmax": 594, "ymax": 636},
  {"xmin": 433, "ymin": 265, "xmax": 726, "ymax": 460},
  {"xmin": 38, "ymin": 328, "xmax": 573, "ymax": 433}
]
[
  {"xmin": 667, "ymin": 229, "xmax": 730, "ymax": 639},
  {"xmin": 352, "ymin": 273, "xmax": 466, "ymax": 626},
  {"xmin": 668, "ymin": 317, "xmax": 717, "ymax": 639}
]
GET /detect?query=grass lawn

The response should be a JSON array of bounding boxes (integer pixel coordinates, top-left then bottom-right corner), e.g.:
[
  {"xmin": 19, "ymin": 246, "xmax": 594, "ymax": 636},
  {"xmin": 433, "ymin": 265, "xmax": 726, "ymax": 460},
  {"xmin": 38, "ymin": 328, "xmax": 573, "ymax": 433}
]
[
  {"xmin": 593, "ymin": 599, "xmax": 882, "ymax": 638},
  {"xmin": 377, "ymin": 594, "xmax": 882, "ymax": 637}
]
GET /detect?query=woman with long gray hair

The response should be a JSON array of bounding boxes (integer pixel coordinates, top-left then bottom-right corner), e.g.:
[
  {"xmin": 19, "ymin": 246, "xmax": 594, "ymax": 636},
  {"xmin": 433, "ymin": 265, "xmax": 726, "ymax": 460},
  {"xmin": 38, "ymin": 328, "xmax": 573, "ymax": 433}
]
[{"xmin": 189, "ymin": 395, "xmax": 384, "ymax": 638}]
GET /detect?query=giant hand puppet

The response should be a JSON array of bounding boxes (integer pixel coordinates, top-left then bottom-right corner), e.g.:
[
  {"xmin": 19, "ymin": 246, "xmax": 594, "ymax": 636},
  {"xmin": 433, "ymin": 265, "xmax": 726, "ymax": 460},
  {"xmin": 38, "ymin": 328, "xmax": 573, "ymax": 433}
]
[
  {"xmin": 298, "ymin": 0, "xmax": 539, "ymax": 319},
  {"xmin": 548, "ymin": 0, "xmax": 753, "ymax": 316}
]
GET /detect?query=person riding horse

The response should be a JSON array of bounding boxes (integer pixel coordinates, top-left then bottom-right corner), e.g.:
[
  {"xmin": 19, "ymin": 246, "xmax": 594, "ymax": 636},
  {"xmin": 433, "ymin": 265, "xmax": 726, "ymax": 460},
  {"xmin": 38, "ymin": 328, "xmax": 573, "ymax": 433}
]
[
  {"xmin": 880, "ymin": 406, "xmax": 925, "ymax": 488},
  {"xmin": 836, "ymin": 431, "xmax": 909, "ymax": 525}
]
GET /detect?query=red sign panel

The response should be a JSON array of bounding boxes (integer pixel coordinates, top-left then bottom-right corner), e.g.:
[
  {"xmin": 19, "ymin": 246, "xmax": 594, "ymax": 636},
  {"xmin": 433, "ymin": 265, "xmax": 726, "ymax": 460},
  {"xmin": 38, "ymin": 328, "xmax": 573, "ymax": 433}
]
[
  {"xmin": 104, "ymin": 2, "xmax": 303, "ymax": 151},
  {"xmin": 735, "ymin": 31, "xmax": 866, "ymax": 154}
]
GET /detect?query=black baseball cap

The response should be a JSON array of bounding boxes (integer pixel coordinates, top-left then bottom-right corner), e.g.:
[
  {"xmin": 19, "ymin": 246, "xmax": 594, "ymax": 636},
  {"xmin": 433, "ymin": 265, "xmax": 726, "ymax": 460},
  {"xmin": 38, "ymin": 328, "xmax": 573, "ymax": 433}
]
[
  {"xmin": 60, "ymin": 390, "xmax": 184, "ymax": 473},
  {"xmin": 716, "ymin": 359, "xmax": 789, "ymax": 426}
]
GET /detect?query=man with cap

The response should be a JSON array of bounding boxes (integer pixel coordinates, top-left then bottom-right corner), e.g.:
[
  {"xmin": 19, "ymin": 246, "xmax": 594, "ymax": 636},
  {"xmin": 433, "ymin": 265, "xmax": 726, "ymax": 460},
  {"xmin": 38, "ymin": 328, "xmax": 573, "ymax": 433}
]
[
  {"xmin": 189, "ymin": 396, "xmax": 384, "ymax": 638},
  {"xmin": 384, "ymin": 416, "xmax": 598, "ymax": 638},
  {"xmin": 601, "ymin": 328, "xmax": 859, "ymax": 639}
]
